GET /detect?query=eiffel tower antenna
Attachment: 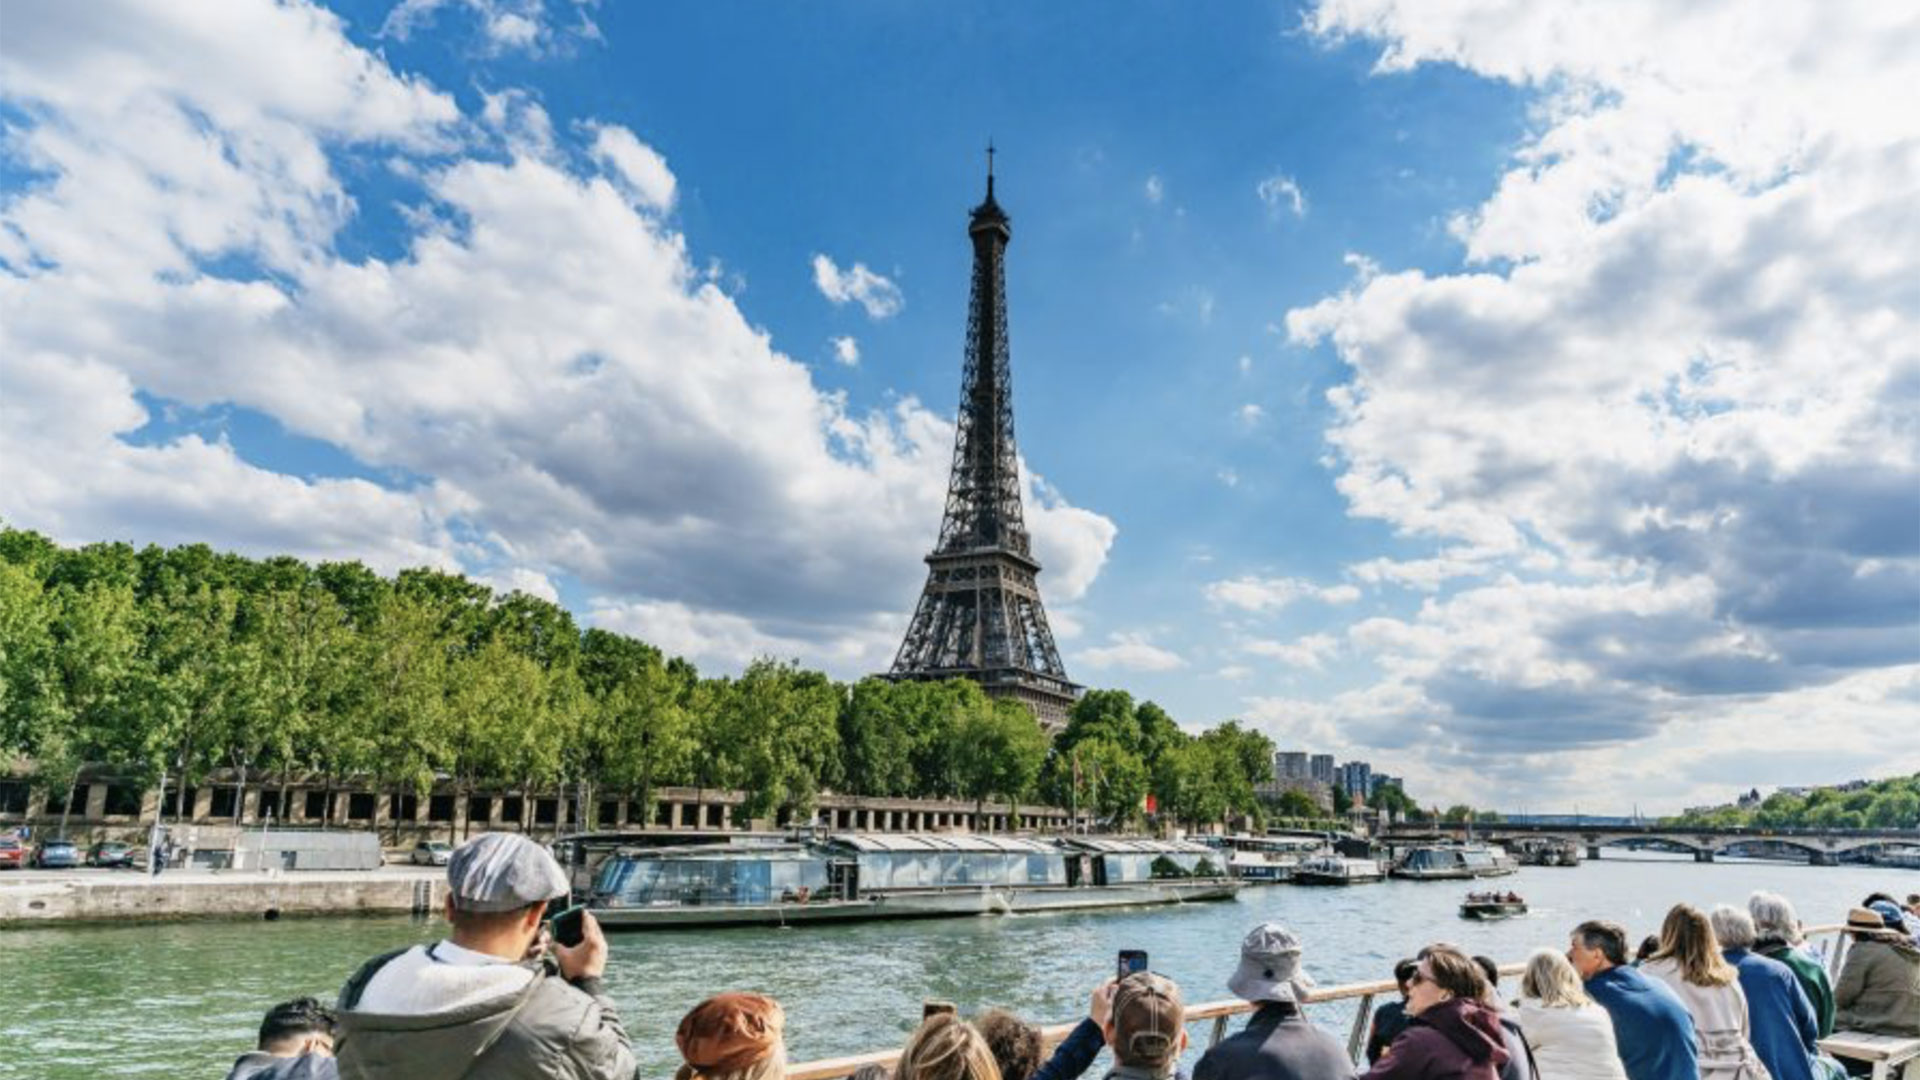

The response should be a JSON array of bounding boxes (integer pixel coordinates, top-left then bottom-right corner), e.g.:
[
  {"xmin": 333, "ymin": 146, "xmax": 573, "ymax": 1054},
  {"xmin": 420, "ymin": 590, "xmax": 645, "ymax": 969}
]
[{"xmin": 884, "ymin": 152, "xmax": 1080, "ymax": 731}]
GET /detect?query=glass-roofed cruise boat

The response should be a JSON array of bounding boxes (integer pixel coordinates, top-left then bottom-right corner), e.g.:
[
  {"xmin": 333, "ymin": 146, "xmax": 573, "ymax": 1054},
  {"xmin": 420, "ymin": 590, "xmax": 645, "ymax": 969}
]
[{"xmin": 582, "ymin": 833, "xmax": 1237, "ymax": 929}]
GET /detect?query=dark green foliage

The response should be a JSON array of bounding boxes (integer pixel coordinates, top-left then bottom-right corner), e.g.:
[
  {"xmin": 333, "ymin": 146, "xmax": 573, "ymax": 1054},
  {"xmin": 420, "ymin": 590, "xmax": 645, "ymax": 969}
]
[{"xmin": 0, "ymin": 523, "xmax": 1334, "ymax": 830}]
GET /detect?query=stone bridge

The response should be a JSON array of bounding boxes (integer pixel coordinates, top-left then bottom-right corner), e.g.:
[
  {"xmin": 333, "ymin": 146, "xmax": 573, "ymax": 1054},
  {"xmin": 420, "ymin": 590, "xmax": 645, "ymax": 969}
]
[{"xmin": 1382, "ymin": 821, "xmax": 1920, "ymax": 865}]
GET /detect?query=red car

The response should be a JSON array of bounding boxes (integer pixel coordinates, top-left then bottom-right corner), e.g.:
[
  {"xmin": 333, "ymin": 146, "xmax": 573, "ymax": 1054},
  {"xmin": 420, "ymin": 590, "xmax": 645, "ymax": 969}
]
[{"xmin": 0, "ymin": 837, "xmax": 23, "ymax": 869}]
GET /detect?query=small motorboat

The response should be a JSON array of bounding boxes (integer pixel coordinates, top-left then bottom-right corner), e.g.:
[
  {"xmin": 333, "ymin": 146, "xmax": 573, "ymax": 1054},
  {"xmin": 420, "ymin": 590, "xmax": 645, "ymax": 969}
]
[{"xmin": 1460, "ymin": 890, "xmax": 1528, "ymax": 919}]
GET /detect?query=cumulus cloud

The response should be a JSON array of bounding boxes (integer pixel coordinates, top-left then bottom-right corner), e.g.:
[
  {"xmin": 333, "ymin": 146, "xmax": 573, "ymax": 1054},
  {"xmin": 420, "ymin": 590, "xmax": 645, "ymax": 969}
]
[
  {"xmin": 1206, "ymin": 575, "xmax": 1362, "ymax": 613},
  {"xmin": 811, "ymin": 253, "xmax": 904, "ymax": 319},
  {"xmin": 1077, "ymin": 632, "xmax": 1186, "ymax": 672},
  {"xmin": 587, "ymin": 122, "xmax": 675, "ymax": 210},
  {"xmin": 0, "ymin": 0, "xmax": 1114, "ymax": 681},
  {"xmin": 1245, "ymin": 633, "xmax": 1340, "ymax": 671},
  {"xmin": 829, "ymin": 335, "xmax": 860, "ymax": 367},
  {"xmin": 1144, "ymin": 174, "xmax": 1165, "ymax": 204},
  {"xmin": 1288, "ymin": 0, "xmax": 1920, "ymax": 804},
  {"xmin": 381, "ymin": 0, "xmax": 598, "ymax": 56},
  {"xmin": 1257, "ymin": 173, "xmax": 1307, "ymax": 217}
]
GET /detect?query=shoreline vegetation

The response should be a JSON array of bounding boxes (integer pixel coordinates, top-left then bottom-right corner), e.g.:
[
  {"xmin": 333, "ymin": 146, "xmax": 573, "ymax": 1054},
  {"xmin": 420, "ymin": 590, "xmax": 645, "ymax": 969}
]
[
  {"xmin": 0, "ymin": 525, "xmax": 1425, "ymax": 842},
  {"xmin": 1662, "ymin": 775, "xmax": 1920, "ymax": 831}
]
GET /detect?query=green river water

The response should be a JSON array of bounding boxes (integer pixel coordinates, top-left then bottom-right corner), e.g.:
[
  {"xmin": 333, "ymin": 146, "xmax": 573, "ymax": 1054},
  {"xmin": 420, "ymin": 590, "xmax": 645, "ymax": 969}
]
[{"xmin": 0, "ymin": 856, "xmax": 1895, "ymax": 1079}]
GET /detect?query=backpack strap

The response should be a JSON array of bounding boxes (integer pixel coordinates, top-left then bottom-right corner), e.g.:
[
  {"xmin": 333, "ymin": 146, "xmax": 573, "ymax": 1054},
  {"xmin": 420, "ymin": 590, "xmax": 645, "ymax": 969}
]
[
  {"xmin": 337, "ymin": 947, "xmax": 413, "ymax": 1010},
  {"xmin": 452, "ymin": 966, "xmax": 548, "ymax": 1080}
]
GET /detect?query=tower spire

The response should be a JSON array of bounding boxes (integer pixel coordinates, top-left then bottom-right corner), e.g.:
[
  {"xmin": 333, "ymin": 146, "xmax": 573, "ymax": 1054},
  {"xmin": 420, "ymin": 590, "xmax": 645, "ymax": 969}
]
[{"xmin": 885, "ymin": 158, "xmax": 1079, "ymax": 732}]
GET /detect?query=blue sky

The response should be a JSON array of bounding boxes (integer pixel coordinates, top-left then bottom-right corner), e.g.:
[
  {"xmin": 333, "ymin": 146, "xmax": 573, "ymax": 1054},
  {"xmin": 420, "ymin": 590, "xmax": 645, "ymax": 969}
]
[{"xmin": 3, "ymin": 1, "xmax": 1916, "ymax": 811}]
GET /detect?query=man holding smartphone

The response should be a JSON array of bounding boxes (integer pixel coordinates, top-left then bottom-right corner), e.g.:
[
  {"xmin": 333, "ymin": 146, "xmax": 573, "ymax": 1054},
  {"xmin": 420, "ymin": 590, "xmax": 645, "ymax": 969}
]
[{"xmin": 332, "ymin": 832, "xmax": 638, "ymax": 1080}]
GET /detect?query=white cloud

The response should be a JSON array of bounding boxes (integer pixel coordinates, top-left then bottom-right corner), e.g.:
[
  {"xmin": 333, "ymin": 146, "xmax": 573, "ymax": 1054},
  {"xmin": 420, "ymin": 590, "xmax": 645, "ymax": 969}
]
[
  {"xmin": 1245, "ymin": 633, "xmax": 1340, "ymax": 671},
  {"xmin": 1077, "ymin": 632, "xmax": 1186, "ymax": 672},
  {"xmin": 1206, "ymin": 575, "xmax": 1362, "ymax": 613},
  {"xmin": 381, "ymin": 0, "xmax": 597, "ymax": 56},
  {"xmin": 1235, "ymin": 403, "xmax": 1266, "ymax": 428},
  {"xmin": 1256, "ymin": 173, "xmax": 1307, "ymax": 217},
  {"xmin": 587, "ymin": 122, "xmax": 675, "ymax": 211},
  {"xmin": 829, "ymin": 335, "xmax": 860, "ymax": 367},
  {"xmin": 0, "ymin": 0, "xmax": 1114, "ymax": 683},
  {"xmin": 1285, "ymin": 0, "xmax": 1920, "ymax": 807},
  {"xmin": 1144, "ymin": 174, "xmax": 1164, "ymax": 204},
  {"xmin": 1216, "ymin": 664, "xmax": 1254, "ymax": 681},
  {"xmin": 1217, "ymin": 468, "xmax": 1240, "ymax": 488},
  {"xmin": 811, "ymin": 253, "xmax": 904, "ymax": 319}
]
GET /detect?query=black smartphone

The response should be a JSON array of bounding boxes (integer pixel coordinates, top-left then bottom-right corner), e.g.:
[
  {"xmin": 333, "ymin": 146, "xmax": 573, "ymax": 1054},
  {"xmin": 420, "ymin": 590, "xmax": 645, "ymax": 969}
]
[
  {"xmin": 923, "ymin": 1000, "xmax": 957, "ymax": 1020},
  {"xmin": 548, "ymin": 904, "xmax": 586, "ymax": 948},
  {"xmin": 1117, "ymin": 949, "xmax": 1149, "ymax": 980}
]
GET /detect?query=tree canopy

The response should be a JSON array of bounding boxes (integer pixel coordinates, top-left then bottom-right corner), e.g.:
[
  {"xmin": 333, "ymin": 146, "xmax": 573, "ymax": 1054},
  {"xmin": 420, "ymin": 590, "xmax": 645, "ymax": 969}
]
[{"xmin": 0, "ymin": 525, "xmax": 1303, "ymax": 834}]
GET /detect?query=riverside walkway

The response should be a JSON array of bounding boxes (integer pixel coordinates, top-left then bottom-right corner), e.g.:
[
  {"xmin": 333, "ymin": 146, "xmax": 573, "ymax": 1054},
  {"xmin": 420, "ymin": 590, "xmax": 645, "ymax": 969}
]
[{"xmin": 0, "ymin": 865, "xmax": 445, "ymax": 924}]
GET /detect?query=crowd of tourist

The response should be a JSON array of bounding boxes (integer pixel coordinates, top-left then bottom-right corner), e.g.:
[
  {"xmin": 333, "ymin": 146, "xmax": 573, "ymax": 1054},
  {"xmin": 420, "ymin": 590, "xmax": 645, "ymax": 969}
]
[{"xmin": 222, "ymin": 833, "xmax": 1920, "ymax": 1080}]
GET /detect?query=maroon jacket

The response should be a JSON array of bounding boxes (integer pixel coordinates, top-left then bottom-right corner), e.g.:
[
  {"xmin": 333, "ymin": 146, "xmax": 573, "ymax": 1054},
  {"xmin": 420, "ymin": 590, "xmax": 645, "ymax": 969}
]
[{"xmin": 1357, "ymin": 998, "xmax": 1511, "ymax": 1080}]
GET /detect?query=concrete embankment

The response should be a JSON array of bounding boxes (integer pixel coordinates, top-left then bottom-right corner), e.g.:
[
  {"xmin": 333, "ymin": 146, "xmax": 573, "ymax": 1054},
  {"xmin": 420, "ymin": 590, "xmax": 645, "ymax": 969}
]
[{"xmin": 0, "ymin": 867, "xmax": 447, "ymax": 926}]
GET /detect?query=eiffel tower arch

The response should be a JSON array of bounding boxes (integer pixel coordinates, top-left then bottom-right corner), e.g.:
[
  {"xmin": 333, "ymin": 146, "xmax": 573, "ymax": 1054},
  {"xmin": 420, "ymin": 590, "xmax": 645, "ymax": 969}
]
[{"xmin": 886, "ymin": 156, "xmax": 1081, "ymax": 732}]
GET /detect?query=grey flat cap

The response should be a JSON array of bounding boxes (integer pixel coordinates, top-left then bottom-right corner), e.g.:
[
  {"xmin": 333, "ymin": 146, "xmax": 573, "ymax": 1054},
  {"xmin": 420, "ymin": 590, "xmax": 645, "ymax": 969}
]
[
  {"xmin": 447, "ymin": 833, "xmax": 570, "ymax": 912},
  {"xmin": 1227, "ymin": 922, "xmax": 1316, "ymax": 1003}
]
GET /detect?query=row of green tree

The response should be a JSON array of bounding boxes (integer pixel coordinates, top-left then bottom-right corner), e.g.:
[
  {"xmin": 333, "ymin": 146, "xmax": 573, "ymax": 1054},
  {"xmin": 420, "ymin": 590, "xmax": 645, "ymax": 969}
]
[
  {"xmin": 0, "ymin": 526, "xmax": 1295, "ymax": 835},
  {"xmin": 1665, "ymin": 774, "xmax": 1920, "ymax": 830}
]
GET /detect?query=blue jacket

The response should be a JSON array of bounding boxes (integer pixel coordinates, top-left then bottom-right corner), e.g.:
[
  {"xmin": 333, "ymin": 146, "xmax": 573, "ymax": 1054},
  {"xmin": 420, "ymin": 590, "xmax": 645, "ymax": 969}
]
[
  {"xmin": 1583, "ymin": 965, "xmax": 1697, "ymax": 1080},
  {"xmin": 1724, "ymin": 948, "xmax": 1818, "ymax": 1080},
  {"xmin": 1035, "ymin": 1018, "xmax": 1107, "ymax": 1080}
]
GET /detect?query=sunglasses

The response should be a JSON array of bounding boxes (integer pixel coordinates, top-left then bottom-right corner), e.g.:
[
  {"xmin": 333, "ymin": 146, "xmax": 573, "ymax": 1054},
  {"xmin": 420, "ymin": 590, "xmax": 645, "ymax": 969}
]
[{"xmin": 1407, "ymin": 968, "xmax": 1432, "ymax": 987}]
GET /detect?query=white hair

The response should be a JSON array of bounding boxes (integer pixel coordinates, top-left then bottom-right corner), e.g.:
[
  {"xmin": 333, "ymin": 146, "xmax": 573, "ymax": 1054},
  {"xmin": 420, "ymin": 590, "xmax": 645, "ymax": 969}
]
[
  {"xmin": 1748, "ymin": 891, "xmax": 1802, "ymax": 945},
  {"xmin": 1711, "ymin": 903, "xmax": 1757, "ymax": 950}
]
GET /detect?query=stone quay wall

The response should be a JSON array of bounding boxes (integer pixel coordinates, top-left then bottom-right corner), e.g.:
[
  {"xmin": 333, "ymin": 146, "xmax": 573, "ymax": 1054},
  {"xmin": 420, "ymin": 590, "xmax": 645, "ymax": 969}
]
[{"xmin": 0, "ymin": 868, "xmax": 447, "ymax": 926}]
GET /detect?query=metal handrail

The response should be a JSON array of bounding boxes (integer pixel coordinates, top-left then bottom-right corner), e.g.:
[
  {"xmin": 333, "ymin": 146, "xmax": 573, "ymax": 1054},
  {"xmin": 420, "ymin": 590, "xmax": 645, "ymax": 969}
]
[{"xmin": 787, "ymin": 922, "xmax": 1857, "ymax": 1080}]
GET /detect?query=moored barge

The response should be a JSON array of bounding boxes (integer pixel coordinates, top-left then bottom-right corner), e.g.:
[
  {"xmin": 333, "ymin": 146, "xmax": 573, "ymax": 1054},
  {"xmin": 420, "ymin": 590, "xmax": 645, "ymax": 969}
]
[{"xmin": 582, "ymin": 833, "xmax": 1239, "ymax": 929}]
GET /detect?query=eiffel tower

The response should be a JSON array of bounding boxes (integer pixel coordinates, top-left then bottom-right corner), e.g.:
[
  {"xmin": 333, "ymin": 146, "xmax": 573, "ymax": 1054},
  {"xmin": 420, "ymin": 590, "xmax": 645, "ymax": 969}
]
[{"xmin": 887, "ymin": 150, "xmax": 1081, "ymax": 731}]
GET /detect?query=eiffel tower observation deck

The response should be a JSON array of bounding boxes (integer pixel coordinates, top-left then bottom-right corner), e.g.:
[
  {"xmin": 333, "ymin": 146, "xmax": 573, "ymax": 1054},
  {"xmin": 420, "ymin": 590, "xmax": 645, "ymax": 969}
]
[{"xmin": 887, "ymin": 152, "xmax": 1082, "ymax": 731}]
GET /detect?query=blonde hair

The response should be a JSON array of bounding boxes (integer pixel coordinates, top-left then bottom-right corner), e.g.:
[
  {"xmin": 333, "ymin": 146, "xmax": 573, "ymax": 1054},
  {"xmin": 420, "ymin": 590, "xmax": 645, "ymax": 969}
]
[
  {"xmin": 1651, "ymin": 903, "xmax": 1737, "ymax": 987},
  {"xmin": 1520, "ymin": 948, "xmax": 1593, "ymax": 1008},
  {"xmin": 675, "ymin": 1051, "xmax": 787, "ymax": 1080},
  {"xmin": 896, "ymin": 1014, "xmax": 1003, "ymax": 1080}
]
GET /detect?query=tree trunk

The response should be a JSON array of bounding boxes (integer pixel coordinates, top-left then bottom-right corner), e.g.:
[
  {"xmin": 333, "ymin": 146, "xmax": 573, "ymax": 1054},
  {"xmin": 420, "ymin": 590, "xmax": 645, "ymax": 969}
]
[
  {"xmin": 57, "ymin": 775, "xmax": 78, "ymax": 838},
  {"xmin": 231, "ymin": 754, "xmax": 249, "ymax": 826}
]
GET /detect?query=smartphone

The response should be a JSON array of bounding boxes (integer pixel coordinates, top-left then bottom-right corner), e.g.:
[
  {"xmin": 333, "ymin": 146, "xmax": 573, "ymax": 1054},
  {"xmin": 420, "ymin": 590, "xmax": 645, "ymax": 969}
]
[
  {"xmin": 548, "ymin": 904, "xmax": 586, "ymax": 948},
  {"xmin": 1117, "ymin": 949, "xmax": 1149, "ymax": 980},
  {"xmin": 923, "ymin": 1000, "xmax": 957, "ymax": 1020}
]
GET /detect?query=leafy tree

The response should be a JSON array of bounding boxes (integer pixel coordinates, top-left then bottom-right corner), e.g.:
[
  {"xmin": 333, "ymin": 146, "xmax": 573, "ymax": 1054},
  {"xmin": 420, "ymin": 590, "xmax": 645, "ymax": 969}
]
[
  {"xmin": 709, "ymin": 660, "xmax": 842, "ymax": 826},
  {"xmin": 953, "ymin": 697, "xmax": 1047, "ymax": 823},
  {"xmin": 1331, "ymin": 784, "xmax": 1352, "ymax": 814},
  {"xmin": 1272, "ymin": 788, "xmax": 1321, "ymax": 820}
]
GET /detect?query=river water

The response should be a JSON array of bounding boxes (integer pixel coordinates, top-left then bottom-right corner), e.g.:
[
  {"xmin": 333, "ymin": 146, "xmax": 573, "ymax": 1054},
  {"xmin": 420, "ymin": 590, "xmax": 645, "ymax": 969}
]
[{"xmin": 0, "ymin": 854, "xmax": 1892, "ymax": 1078}]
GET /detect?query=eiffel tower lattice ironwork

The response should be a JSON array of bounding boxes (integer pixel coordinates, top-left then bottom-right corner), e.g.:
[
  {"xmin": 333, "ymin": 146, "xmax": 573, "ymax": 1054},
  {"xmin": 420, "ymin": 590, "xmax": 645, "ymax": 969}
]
[{"xmin": 887, "ymin": 152, "xmax": 1081, "ymax": 730}]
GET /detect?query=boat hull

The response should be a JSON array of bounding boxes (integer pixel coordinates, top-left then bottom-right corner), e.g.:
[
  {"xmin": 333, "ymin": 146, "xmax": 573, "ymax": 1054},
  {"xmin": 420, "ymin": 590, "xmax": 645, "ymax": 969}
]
[
  {"xmin": 1460, "ymin": 903, "xmax": 1528, "ymax": 920},
  {"xmin": 590, "ymin": 880, "xmax": 1241, "ymax": 930}
]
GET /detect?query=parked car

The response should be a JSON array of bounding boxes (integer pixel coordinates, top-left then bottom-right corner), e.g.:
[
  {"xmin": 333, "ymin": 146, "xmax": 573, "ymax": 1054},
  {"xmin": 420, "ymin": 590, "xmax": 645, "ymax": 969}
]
[
  {"xmin": 86, "ymin": 841, "xmax": 136, "ymax": 868},
  {"xmin": 409, "ymin": 841, "xmax": 453, "ymax": 866},
  {"xmin": 0, "ymin": 837, "xmax": 23, "ymax": 869},
  {"xmin": 31, "ymin": 838, "xmax": 81, "ymax": 869}
]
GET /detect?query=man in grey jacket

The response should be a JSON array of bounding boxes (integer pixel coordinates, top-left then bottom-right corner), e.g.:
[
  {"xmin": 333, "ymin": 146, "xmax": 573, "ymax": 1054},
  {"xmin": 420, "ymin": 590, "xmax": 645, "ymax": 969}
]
[{"xmin": 335, "ymin": 832, "xmax": 637, "ymax": 1080}]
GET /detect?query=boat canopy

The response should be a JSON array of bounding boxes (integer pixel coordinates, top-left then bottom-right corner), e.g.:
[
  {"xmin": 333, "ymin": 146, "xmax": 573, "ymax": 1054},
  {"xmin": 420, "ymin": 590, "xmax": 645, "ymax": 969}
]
[
  {"xmin": 1059, "ymin": 838, "xmax": 1215, "ymax": 853},
  {"xmin": 825, "ymin": 833, "xmax": 1060, "ymax": 854},
  {"xmin": 1060, "ymin": 838, "xmax": 1224, "ymax": 881},
  {"xmin": 823, "ymin": 833, "xmax": 1068, "ymax": 889},
  {"xmin": 591, "ymin": 845, "xmax": 830, "ymax": 908}
]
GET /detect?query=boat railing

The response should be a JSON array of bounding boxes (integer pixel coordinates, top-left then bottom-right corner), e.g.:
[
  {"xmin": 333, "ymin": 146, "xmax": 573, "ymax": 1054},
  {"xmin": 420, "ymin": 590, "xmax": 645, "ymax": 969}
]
[{"xmin": 787, "ymin": 923, "xmax": 1857, "ymax": 1080}]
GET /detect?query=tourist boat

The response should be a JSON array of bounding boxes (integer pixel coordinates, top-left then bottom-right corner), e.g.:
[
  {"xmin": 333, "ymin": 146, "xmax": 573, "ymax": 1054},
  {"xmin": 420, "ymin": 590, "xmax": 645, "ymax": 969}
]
[
  {"xmin": 581, "ymin": 833, "xmax": 1240, "ymax": 929},
  {"xmin": 1390, "ymin": 843, "xmax": 1519, "ymax": 881},
  {"xmin": 1287, "ymin": 855, "xmax": 1384, "ymax": 885},
  {"xmin": 1211, "ymin": 833, "xmax": 1324, "ymax": 883},
  {"xmin": 1460, "ymin": 890, "xmax": 1528, "ymax": 919}
]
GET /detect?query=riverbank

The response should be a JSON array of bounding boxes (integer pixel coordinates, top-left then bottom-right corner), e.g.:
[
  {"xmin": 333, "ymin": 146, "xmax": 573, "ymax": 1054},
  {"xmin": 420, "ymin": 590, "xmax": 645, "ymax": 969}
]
[{"xmin": 0, "ymin": 866, "xmax": 446, "ymax": 925}]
